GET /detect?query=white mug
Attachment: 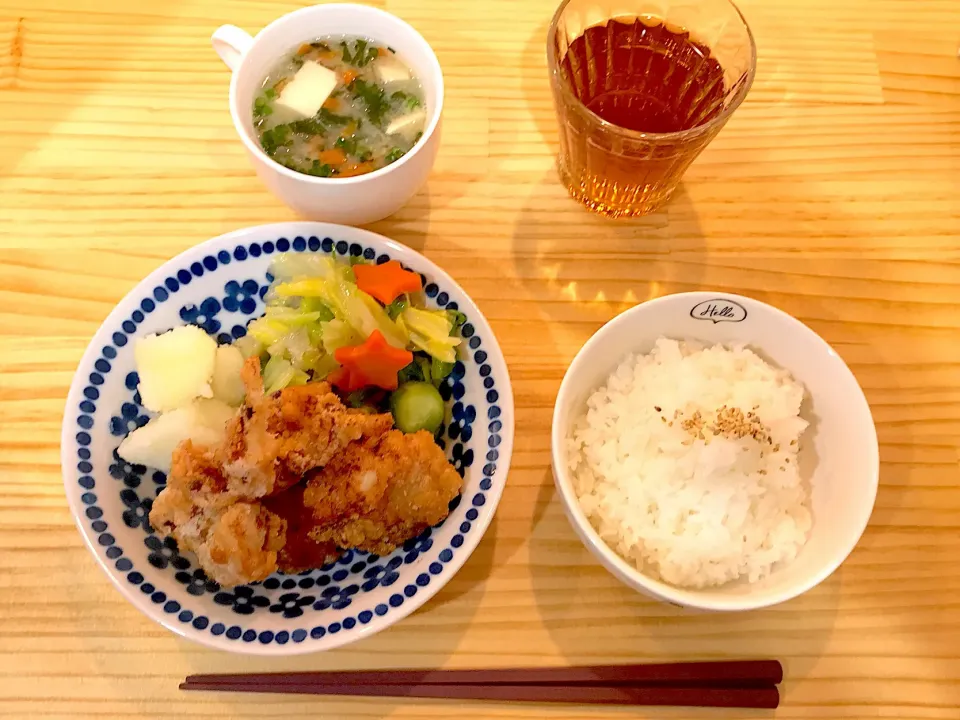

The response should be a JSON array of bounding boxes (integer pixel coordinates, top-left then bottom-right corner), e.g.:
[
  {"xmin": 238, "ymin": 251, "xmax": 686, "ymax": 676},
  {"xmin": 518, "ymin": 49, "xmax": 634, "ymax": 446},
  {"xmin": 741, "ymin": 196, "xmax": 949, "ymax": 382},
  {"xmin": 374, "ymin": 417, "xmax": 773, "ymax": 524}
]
[{"xmin": 212, "ymin": 4, "xmax": 444, "ymax": 225}]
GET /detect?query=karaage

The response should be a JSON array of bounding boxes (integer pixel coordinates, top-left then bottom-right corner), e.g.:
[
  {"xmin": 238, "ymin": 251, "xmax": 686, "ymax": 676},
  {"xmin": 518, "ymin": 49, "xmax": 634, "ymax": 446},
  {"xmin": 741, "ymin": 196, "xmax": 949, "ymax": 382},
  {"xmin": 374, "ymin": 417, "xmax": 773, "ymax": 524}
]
[{"xmin": 304, "ymin": 430, "xmax": 463, "ymax": 555}]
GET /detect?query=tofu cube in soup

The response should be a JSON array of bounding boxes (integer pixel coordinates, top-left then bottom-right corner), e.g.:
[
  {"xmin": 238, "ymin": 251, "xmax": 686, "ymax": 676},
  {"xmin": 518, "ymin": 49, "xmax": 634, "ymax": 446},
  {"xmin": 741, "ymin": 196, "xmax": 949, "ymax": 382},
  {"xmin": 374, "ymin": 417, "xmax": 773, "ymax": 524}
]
[
  {"xmin": 252, "ymin": 37, "xmax": 428, "ymax": 179},
  {"xmin": 374, "ymin": 54, "xmax": 411, "ymax": 84},
  {"xmin": 387, "ymin": 109, "xmax": 427, "ymax": 139},
  {"xmin": 275, "ymin": 61, "xmax": 338, "ymax": 118}
]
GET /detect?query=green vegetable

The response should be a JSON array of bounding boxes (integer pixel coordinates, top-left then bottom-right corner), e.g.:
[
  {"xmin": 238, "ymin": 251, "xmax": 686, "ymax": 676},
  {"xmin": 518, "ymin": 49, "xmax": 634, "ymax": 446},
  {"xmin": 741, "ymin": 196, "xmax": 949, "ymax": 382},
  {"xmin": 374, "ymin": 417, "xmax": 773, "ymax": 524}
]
[
  {"xmin": 247, "ymin": 317, "xmax": 290, "ymax": 347},
  {"xmin": 385, "ymin": 147, "xmax": 405, "ymax": 164},
  {"xmin": 233, "ymin": 334, "xmax": 263, "ymax": 359},
  {"xmin": 416, "ymin": 355, "xmax": 433, "ymax": 385},
  {"xmin": 318, "ymin": 107, "xmax": 351, "ymax": 126},
  {"xmin": 431, "ymin": 357, "xmax": 455, "ymax": 385},
  {"xmin": 352, "ymin": 39, "xmax": 378, "ymax": 67},
  {"xmin": 253, "ymin": 252, "xmax": 462, "ymax": 397},
  {"xmin": 335, "ymin": 135, "xmax": 372, "ymax": 161},
  {"xmin": 340, "ymin": 41, "xmax": 352, "ymax": 63},
  {"xmin": 390, "ymin": 382, "xmax": 445, "ymax": 434},
  {"xmin": 351, "ymin": 78, "xmax": 389, "ymax": 126},
  {"xmin": 299, "ymin": 297, "xmax": 336, "ymax": 320},
  {"xmin": 264, "ymin": 88, "xmax": 277, "ymax": 100},
  {"xmin": 346, "ymin": 387, "xmax": 386, "ymax": 412},
  {"xmin": 391, "ymin": 90, "xmax": 421, "ymax": 111},
  {"xmin": 287, "ymin": 118, "xmax": 326, "ymax": 135},
  {"xmin": 263, "ymin": 356, "xmax": 296, "ymax": 395},
  {"xmin": 313, "ymin": 354, "xmax": 340, "ymax": 380},
  {"xmin": 269, "ymin": 254, "xmax": 336, "ymax": 282},
  {"xmin": 397, "ymin": 360, "xmax": 424, "ymax": 385},
  {"xmin": 267, "ymin": 328, "xmax": 313, "ymax": 365},
  {"xmin": 356, "ymin": 292, "xmax": 409, "ymax": 348},
  {"xmin": 349, "ymin": 255, "xmax": 368, "ymax": 267},
  {"xmin": 320, "ymin": 318, "xmax": 363, "ymax": 356},
  {"xmin": 259, "ymin": 124, "xmax": 290, "ymax": 155},
  {"xmin": 384, "ymin": 296, "xmax": 408, "ymax": 320},
  {"xmin": 447, "ymin": 309, "xmax": 467, "ymax": 333},
  {"xmin": 303, "ymin": 160, "xmax": 334, "ymax": 177},
  {"xmin": 253, "ymin": 94, "xmax": 273, "ymax": 118},
  {"xmin": 397, "ymin": 306, "xmax": 461, "ymax": 363},
  {"xmin": 346, "ymin": 389, "xmax": 370, "ymax": 408},
  {"xmin": 275, "ymin": 266, "xmax": 409, "ymax": 349},
  {"xmin": 263, "ymin": 306, "xmax": 324, "ymax": 326}
]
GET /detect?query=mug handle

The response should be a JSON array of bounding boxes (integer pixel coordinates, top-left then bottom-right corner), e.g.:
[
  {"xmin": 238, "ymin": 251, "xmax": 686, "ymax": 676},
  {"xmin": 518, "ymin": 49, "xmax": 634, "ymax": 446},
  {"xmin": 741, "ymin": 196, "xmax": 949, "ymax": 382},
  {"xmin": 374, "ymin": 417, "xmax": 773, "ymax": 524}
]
[{"xmin": 212, "ymin": 24, "xmax": 254, "ymax": 71}]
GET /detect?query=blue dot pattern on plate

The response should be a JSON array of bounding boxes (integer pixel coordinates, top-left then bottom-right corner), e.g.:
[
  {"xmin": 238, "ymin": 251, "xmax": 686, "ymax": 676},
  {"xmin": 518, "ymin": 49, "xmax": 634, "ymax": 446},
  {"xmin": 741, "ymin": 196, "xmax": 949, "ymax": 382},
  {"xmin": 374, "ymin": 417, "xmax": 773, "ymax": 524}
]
[{"xmin": 70, "ymin": 235, "xmax": 503, "ymax": 646}]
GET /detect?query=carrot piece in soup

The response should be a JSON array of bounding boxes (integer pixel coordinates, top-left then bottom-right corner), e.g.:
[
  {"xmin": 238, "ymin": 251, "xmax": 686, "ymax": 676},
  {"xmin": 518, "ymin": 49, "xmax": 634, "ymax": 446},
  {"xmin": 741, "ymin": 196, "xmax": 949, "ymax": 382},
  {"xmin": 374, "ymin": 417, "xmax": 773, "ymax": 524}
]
[
  {"xmin": 317, "ymin": 149, "xmax": 347, "ymax": 166},
  {"xmin": 338, "ymin": 162, "xmax": 375, "ymax": 178},
  {"xmin": 341, "ymin": 69, "xmax": 358, "ymax": 85},
  {"xmin": 296, "ymin": 43, "xmax": 312, "ymax": 56}
]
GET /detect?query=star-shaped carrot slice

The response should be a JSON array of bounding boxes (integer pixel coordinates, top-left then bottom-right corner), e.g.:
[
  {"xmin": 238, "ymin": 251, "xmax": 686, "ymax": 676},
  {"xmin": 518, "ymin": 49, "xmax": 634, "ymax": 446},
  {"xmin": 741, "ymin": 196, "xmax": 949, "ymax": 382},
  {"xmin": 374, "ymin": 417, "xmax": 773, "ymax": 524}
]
[
  {"xmin": 332, "ymin": 330, "xmax": 413, "ymax": 391},
  {"xmin": 353, "ymin": 260, "xmax": 423, "ymax": 305}
]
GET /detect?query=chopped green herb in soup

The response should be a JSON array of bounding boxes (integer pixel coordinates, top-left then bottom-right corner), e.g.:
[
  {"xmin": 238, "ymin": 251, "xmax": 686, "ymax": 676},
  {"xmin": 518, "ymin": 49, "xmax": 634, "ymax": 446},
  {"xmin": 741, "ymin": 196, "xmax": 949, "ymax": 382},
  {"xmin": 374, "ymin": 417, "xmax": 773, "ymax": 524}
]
[{"xmin": 253, "ymin": 37, "xmax": 427, "ymax": 178}]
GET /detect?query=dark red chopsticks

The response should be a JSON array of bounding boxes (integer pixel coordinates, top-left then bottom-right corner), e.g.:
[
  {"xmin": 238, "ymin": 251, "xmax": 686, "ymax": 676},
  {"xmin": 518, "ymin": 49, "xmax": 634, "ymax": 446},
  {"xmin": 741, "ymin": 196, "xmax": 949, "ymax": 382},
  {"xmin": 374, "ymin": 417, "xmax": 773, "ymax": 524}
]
[{"xmin": 181, "ymin": 659, "xmax": 782, "ymax": 709}]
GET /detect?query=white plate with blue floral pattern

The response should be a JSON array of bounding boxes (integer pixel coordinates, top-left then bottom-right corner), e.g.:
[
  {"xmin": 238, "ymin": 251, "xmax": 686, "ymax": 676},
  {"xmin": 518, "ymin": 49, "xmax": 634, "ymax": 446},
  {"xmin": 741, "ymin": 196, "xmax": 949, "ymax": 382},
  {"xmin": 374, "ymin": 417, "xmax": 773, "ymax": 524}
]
[{"xmin": 61, "ymin": 222, "xmax": 513, "ymax": 655}]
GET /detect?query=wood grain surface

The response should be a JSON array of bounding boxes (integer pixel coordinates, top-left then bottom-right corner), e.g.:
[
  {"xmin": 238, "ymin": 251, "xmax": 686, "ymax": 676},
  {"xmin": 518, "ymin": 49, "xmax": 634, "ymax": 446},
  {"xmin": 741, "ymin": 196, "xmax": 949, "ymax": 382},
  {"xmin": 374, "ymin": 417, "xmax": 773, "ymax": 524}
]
[{"xmin": 1, "ymin": 0, "xmax": 959, "ymax": 718}]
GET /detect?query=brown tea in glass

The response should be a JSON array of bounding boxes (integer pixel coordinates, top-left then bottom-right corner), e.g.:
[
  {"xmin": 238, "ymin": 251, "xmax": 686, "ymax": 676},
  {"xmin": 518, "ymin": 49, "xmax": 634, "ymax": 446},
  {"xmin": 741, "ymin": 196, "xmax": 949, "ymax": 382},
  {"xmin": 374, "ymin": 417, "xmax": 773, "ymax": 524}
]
[{"xmin": 548, "ymin": 0, "xmax": 756, "ymax": 217}]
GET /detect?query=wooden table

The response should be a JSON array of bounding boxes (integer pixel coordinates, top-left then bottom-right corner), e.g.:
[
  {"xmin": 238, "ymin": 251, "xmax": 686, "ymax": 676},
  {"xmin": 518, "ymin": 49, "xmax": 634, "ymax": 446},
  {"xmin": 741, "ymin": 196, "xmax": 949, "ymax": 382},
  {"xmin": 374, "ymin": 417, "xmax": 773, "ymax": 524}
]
[{"xmin": 1, "ymin": 0, "xmax": 959, "ymax": 717}]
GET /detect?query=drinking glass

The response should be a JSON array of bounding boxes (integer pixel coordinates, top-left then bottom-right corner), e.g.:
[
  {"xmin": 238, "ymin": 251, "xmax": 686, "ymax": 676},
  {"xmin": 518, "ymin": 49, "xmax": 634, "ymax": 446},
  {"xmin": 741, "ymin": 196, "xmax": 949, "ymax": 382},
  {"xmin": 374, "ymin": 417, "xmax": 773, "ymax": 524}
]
[{"xmin": 547, "ymin": 0, "xmax": 756, "ymax": 217}]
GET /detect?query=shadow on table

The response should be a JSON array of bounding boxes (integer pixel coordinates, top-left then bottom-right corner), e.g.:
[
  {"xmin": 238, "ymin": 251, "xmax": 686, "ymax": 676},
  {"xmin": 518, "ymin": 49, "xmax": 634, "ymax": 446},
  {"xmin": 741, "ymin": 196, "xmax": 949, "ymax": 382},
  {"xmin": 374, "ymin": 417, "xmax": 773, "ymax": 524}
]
[{"xmin": 510, "ymin": 167, "xmax": 711, "ymax": 329}]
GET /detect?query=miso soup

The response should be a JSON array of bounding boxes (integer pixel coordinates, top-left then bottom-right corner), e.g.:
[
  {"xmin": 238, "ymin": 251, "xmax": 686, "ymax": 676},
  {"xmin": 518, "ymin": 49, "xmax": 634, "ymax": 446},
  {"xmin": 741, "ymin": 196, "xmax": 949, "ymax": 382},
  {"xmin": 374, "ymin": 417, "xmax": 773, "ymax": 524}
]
[{"xmin": 253, "ymin": 36, "xmax": 427, "ymax": 178}]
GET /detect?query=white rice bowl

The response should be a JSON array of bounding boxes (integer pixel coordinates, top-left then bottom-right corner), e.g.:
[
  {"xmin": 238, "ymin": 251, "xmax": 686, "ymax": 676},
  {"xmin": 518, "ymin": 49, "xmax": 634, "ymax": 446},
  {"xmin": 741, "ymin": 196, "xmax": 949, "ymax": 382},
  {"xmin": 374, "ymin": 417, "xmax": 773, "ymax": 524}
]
[
  {"xmin": 550, "ymin": 292, "xmax": 879, "ymax": 611},
  {"xmin": 567, "ymin": 338, "xmax": 812, "ymax": 589}
]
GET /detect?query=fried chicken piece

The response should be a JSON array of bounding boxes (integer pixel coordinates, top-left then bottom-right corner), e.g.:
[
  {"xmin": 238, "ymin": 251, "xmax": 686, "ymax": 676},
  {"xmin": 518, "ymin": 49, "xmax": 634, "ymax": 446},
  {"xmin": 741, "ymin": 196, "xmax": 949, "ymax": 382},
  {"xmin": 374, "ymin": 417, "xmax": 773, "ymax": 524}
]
[
  {"xmin": 200, "ymin": 502, "xmax": 286, "ymax": 587},
  {"xmin": 148, "ymin": 357, "xmax": 393, "ymax": 587},
  {"xmin": 263, "ymin": 485, "xmax": 341, "ymax": 574},
  {"xmin": 303, "ymin": 430, "xmax": 463, "ymax": 555},
  {"xmin": 149, "ymin": 441, "xmax": 286, "ymax": 587},
  {"xmin": 219, "ymin": 356, "xmax": 394, "ymax": 497}
]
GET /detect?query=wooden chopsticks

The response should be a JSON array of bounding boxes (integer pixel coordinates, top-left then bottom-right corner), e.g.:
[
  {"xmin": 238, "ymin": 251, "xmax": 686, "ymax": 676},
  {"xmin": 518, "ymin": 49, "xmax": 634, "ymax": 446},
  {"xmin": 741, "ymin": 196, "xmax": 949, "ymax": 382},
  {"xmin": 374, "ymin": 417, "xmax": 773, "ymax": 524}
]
[{"xmin": 181, "ymin": 659, "xmax": 782, "ymax": 708}]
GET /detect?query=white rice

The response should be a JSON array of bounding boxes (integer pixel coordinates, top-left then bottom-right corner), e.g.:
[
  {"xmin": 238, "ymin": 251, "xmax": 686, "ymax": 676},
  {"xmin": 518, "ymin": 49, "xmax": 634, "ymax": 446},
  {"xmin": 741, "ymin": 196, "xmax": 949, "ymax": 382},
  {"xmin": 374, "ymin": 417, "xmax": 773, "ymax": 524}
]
[{"xmin": 566, "ymin": 338, "xmax": 812, "ymax": 589}]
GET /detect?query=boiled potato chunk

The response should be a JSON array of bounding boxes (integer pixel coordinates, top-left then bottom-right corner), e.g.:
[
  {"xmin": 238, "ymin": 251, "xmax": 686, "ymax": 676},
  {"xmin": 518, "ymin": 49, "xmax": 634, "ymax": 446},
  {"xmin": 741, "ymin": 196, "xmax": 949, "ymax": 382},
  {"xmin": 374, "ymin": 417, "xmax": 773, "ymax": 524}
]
[
  {"xmin": 135, "ymin": 325, "xmax": 216, "ymax": 413},
  {"xmin": 211, "ymin": 344, "xmax": 246, "ymax": 406},
  {"xmin": 116, "ymin": 399, "xmax": 236, "ymax": 473}
]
